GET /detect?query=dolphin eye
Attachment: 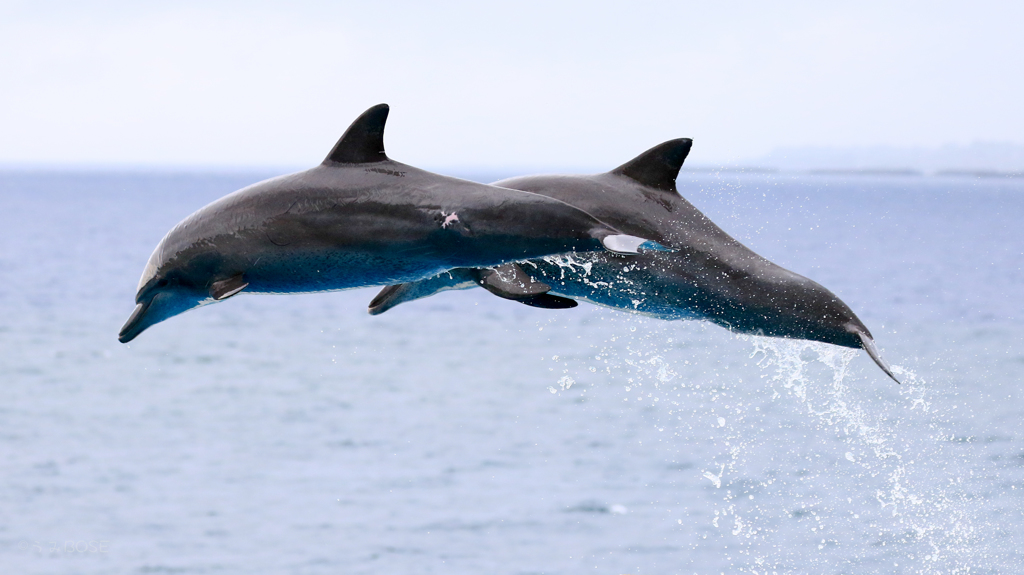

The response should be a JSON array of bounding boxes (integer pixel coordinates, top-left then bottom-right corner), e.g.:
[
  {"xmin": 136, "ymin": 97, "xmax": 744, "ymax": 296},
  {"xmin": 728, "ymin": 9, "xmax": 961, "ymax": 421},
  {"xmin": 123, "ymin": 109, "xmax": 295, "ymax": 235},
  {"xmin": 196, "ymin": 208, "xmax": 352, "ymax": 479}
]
[{"xmin": 156, "ymin": 279, "xmax": 169, "ymax": 288}]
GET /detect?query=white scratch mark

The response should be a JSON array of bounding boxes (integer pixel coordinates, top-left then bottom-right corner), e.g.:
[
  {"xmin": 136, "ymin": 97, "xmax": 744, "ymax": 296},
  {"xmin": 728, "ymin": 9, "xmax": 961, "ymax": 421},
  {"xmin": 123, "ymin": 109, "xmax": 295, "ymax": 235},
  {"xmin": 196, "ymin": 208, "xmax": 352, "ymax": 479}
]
[{"xmin": 441, "ymin": 211, "xmax": 459, "ymax": 228}]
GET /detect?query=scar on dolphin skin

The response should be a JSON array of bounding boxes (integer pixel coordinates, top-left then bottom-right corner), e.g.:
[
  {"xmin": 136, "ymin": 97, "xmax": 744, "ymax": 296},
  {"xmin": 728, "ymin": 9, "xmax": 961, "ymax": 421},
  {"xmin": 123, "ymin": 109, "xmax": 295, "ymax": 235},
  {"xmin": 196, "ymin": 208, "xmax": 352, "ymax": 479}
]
[
  {"xmin": 364, "ymin": 167, "xmax": 406, "ymax": 177},
  {"xmin": 440, "ymin": 211, "xmax": 460, "ymax": 228}
]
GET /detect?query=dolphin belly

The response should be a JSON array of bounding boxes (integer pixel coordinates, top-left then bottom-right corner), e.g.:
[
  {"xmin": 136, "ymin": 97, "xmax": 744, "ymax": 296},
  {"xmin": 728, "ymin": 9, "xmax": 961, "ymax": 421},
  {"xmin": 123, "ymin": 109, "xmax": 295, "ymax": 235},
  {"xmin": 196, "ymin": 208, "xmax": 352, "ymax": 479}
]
[
  {"xmin": 241, "ymin": 250, "xmax": 452, "ymax": 294},
  {"xmin": 524, "ymin": 255, "xmax": 713, "ymax": 322}
]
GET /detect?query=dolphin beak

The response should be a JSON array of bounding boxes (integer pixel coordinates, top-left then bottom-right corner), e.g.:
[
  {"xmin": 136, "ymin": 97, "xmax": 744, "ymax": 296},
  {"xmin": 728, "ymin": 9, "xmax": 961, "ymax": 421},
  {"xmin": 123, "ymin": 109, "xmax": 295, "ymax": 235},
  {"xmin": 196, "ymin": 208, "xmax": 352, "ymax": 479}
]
[
  {"xmin": 854, "ymin": 330, "xmax": 900, "ymax": 384},
  {"xmin": 368, "ymin": 284, "xmax": 409, "ymax": 315},
  {"xmin": 118, "ymin": 300, "xmax": 151, "ymax": 343}
]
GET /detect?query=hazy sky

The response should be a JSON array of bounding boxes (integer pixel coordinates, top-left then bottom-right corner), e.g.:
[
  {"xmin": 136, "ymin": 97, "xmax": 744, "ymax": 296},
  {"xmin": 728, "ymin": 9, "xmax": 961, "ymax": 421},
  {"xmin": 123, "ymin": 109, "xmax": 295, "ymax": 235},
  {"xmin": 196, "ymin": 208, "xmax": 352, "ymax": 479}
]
[{"xmin": 2, "ymin": 1, "xmax": 1022, "ymax": 170}]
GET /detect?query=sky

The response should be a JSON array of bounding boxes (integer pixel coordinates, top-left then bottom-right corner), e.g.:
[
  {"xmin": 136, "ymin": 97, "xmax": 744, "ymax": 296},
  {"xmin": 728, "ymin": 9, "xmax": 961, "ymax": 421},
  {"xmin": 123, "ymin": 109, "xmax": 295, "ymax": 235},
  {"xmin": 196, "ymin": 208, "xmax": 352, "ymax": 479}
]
[{"xmin": 1, "ymin": 0, "xmax": 1022, "ymax": 171}]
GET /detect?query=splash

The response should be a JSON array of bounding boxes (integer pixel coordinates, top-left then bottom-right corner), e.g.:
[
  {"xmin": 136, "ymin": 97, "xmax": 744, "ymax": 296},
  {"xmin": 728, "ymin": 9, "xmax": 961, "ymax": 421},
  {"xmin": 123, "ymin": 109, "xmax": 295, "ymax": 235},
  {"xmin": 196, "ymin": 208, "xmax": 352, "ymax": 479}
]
[
  {"xmin": 540, "ymin": 253, "xmax": 609, "ymax": 289},
  {"xmin": 745, "ymin": 336, "xmax": 981, "ymax": 574},
  {"xmin": 547, "ymin": 316, "xmax": 995, "ymax": 574}
]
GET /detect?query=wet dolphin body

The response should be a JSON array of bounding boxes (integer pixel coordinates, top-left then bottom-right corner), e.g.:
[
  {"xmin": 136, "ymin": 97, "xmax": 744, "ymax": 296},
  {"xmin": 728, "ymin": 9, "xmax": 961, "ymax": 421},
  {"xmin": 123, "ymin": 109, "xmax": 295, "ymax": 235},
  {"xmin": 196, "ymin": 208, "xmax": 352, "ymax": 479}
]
[
  {"xmin": 118, "ymin": 104, "xmax": 662, "ymax": 343},
  {"xmin": 368, "ymin": 139, "xmax": 899, "ymax": 382}
]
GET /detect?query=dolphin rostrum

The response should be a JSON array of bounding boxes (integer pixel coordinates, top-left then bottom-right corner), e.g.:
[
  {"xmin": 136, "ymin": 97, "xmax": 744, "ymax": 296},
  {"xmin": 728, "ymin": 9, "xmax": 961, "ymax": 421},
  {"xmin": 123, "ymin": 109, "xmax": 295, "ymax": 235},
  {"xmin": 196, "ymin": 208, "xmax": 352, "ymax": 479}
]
[
  {"xmin": 368, "ymin": 139, "xmax": 900, "ymax": 382},
  {"xmin": 118, "ymin": 104, "xmax": 664, "ymax": 343}
]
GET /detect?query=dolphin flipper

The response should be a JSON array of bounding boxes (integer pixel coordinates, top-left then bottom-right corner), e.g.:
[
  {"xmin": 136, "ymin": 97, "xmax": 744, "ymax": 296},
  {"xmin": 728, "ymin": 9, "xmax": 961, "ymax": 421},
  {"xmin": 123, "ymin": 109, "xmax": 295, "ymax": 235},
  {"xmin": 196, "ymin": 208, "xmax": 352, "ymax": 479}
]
[
  {"xmin": 472, "ymin": 264, "xmax": 550, "ymax": 298},
  {"xmin": 369, "ymin": 263, "xmax": 581, "ymax": 315},
  {"xmin": 471, "ymin": 264, "xmax": 579, "ymax": 308},
  {"xmin": 517, "ymin": 293, "xmax": 578, "ymax": 309},
  {"xmin": 210, "ymin": 273, "xmax": 249, "ymax": 300}
]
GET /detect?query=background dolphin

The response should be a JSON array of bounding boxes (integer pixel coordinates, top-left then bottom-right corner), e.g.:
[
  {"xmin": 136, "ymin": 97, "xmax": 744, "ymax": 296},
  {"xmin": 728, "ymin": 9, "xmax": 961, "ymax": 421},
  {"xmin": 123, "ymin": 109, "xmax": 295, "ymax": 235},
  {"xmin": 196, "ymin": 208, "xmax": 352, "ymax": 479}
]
[
  {"xmin": 119, "ymin": 104, "xmax": 661, "ymax": 343},
  {"xmin": 369, "ymin": 139, "xmax": 900, "ymax": 382}
]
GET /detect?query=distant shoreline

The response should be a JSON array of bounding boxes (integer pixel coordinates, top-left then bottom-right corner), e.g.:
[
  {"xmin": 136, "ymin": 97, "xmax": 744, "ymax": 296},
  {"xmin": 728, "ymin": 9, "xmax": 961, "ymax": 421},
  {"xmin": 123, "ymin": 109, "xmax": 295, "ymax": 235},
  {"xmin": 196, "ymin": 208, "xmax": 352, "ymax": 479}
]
[
  {"xmin": 683, "ymin": 166, "xmax": 1024, "ymax": 178},
  {"xmin": 1, "ymin": 165, "xmax": 1023, "ymax": 181}
]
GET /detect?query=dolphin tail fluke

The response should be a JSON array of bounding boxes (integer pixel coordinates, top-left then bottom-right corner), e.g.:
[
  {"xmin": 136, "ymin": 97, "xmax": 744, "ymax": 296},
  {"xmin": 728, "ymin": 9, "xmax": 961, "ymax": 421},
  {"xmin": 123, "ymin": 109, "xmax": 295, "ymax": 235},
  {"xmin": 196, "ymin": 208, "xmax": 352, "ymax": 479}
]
[{"xmin": 853, "ymin": 330, "xmax": 900, "ymax": 384}]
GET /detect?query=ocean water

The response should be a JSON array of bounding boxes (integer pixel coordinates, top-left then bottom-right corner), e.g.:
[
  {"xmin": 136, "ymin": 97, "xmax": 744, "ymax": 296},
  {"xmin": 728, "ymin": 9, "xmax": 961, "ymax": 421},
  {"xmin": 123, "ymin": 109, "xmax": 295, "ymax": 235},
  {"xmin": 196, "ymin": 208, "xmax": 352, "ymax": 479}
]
[{"xmin": 1, "ymin": 169, "xmax": 1022, "ymax": 574}]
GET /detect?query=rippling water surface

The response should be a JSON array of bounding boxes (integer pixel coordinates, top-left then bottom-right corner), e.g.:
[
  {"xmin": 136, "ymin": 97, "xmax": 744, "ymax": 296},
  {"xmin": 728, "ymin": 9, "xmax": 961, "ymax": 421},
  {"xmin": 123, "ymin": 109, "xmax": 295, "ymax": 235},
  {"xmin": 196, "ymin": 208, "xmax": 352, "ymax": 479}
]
[{"xmin": 1, "ymin": 170, "xmax": 1022, "ymax": 574}]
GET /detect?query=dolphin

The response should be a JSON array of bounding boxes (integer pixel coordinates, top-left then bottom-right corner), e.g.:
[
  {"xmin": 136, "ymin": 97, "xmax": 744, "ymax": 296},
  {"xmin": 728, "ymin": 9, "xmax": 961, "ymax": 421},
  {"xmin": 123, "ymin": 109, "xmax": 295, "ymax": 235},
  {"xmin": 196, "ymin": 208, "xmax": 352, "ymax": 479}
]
[
  {"xmin": 118, "ymin": 104, "xmax": 663, "ymax": 343},
  {"xmin": 367, "ymin": 139, "xmax": 900, "ymax": 382}
]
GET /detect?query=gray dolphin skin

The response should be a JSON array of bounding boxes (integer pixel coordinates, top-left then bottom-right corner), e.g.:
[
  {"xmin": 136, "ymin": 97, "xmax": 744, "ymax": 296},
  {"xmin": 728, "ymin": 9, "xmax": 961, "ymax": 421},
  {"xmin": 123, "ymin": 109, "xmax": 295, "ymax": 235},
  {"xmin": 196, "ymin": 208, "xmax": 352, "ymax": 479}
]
[
  {"xmin": 368, "ymin": 139, "xmax": 900, "ymax": 383},
  {"xmin": 118, "ymin": 104, "xmax": 661, "ymax": 343}
]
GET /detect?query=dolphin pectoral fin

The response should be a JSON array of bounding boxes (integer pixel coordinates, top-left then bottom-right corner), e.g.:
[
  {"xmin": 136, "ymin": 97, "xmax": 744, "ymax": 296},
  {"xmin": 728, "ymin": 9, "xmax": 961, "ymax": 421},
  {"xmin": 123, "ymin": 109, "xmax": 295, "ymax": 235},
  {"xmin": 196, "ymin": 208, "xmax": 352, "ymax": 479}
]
[
  {"xmin": 601, "ymin": 234, "xmax": 674, "ymax": 254},
  {"xmin": 473, "ymin": 264, "xmax": 551, "ymax": 299},
  {"xmin": 471, "ymin": 265, "xmax": 578, "ymax": 310},
  {"xmin": 210, "ymin": 274, "xmax": 248, "ymax": 300},
  {"xmin": 518, "ymin": 294, "xmax": 578, "ymax": 309},
  {"xmin": 854, "ymin": 330, "xmax": 900, "ymax": 384},
  {"xmin": 368, "ymin": 269, "xmax": 478, "ymax": 315}
]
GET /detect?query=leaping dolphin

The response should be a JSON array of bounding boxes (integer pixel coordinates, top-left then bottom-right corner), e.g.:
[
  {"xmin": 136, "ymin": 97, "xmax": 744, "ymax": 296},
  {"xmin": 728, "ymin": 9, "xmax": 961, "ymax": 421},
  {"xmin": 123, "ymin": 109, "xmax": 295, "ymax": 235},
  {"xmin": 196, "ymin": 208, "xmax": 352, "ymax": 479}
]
[
  {"xmin": 118, "ymin": 104, "xmax": 662, "ymax": 343},
  {"xmin": 368, "ymin": 139, "xmax": 900, "ymax": 382}
]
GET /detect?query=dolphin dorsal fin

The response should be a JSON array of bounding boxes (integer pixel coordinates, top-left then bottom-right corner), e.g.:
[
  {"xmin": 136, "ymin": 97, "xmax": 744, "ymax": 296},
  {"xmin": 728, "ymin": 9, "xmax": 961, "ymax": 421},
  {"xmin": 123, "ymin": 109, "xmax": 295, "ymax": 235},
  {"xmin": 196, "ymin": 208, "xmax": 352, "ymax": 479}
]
[
  {"xmin": 323, "ymin": 103, "xmax": 390, "ymax": 165},
  {"xmin": 610, "ymin": 138, "xmax": 692, "ymax": 193}
]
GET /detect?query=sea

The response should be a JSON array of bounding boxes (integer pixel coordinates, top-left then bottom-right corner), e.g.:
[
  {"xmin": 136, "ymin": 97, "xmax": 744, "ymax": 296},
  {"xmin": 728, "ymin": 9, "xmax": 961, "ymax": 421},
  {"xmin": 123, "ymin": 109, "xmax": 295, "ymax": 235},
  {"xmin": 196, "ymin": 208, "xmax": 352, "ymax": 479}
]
[{"xmin": 1, "ymin": 168, "xmax": 1022, "ymax": 574}]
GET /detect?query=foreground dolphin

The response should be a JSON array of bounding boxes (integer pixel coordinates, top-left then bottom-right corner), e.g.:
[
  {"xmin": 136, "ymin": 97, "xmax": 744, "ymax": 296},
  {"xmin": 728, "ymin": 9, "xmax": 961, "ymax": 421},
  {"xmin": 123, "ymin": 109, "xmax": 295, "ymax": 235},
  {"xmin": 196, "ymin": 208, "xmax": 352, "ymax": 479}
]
[
  {"xmin": 368, "ymin": 139, "xmax": 899, "ymax": 382},
  {"xmin": 118, "ymin": 104, "xmax": 661, "ymax": 343}
]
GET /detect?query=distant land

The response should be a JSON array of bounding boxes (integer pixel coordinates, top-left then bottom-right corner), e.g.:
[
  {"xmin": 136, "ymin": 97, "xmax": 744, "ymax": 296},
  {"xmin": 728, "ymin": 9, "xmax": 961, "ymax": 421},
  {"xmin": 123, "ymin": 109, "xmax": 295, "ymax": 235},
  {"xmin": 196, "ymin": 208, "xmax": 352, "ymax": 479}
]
[
  {"xmin": 2, "ymin": 143, "xmax": 1022, "ymax": 180},
  {"xmin": 686, "ymin": 142, "xmax": 1024, "ymax": 178}
]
